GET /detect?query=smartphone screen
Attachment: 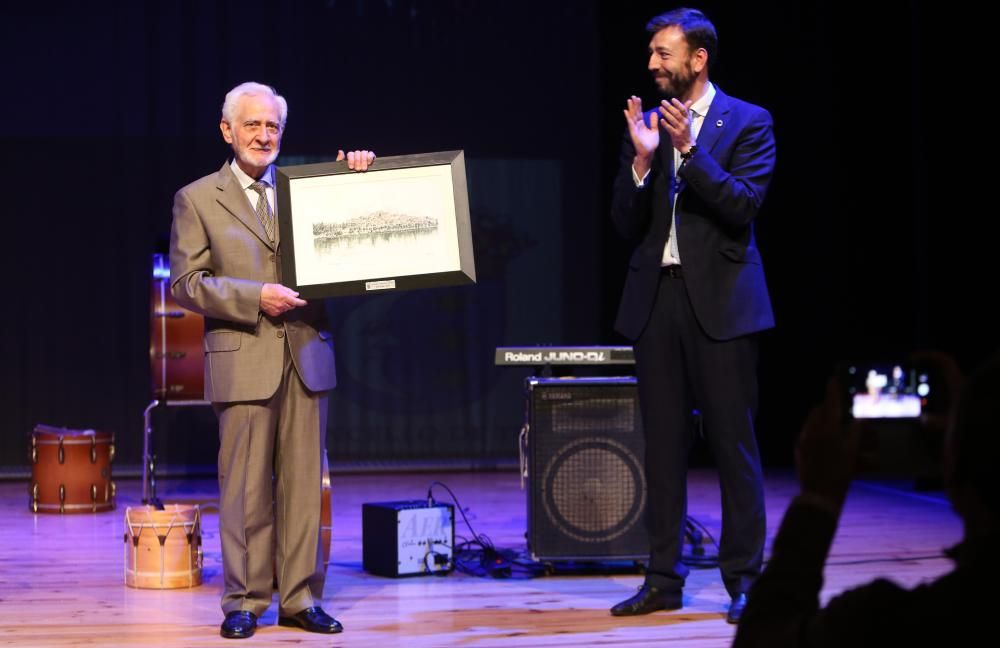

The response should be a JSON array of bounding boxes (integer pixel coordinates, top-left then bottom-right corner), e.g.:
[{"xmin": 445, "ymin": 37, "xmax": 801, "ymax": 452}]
[{"xmin": 845, "ymin": 363, "xmax": 930, "ymax": 419}]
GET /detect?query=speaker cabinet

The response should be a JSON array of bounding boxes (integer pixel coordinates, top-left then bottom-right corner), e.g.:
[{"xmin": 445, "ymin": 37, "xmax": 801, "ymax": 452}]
[{"xmin": 523, "ymin": 377, "xmax": 647, "ymax": 561}]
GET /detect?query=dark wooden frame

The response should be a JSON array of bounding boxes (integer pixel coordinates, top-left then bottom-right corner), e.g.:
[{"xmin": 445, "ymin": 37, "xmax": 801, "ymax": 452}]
[{"xmin": 275, "ymin": 150, "xmax": 475, "ymax": 298}]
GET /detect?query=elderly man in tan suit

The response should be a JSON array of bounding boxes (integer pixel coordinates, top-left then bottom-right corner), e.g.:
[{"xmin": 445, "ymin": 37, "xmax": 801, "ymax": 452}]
[{"xmin": 169, "ymin": 81, "xmax": 374, "ymax": 639}]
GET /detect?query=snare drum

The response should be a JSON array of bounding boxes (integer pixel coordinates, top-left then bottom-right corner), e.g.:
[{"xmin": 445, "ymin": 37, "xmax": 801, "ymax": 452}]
[
  {"xmin": 30, "ymin": 425, "xmax": 115, "ymax": 514},
  {"xmin": 124, "ymin": 504, "xmax": 203, "ymax": 589}
]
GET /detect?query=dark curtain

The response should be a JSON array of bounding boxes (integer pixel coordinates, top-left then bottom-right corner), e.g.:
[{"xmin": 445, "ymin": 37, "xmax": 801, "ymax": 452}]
[{"xmin": 0, "ymin": 1, "xmax": 986, "ymax": 473}]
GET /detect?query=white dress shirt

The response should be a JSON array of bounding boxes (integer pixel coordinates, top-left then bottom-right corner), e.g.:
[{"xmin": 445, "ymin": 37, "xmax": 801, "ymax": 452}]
[{"xmin": 631, "ymin": 82, "xmax": 716, "ymax": 266}]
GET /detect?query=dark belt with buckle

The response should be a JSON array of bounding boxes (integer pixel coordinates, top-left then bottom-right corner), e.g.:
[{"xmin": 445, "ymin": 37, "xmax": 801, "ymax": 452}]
[{"xmin": 661, "ymin": 265, "xmax": 683, "ymax": 278}]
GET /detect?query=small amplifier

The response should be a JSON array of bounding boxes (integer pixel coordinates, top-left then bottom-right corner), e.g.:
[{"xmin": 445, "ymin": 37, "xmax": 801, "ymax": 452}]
[{"xmin": 362, "ymin": 500, "xmax": 455, "ymax": 577}]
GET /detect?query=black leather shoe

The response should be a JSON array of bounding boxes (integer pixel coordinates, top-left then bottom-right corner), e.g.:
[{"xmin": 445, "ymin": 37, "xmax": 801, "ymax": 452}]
[
  {"xmin": 278, "ymin": 606, "xmax": 343, "ymax": 634},
  {"xmin": 726, "ymin": 593, "xmax": 748, "ymax": 624},
  {"xmin": 610, "ymin": 584, "xmax": 682, "ymax": 616},
  {"xmin": 220, "ymin": 611, "xmax": 257, "ymax": 639}
]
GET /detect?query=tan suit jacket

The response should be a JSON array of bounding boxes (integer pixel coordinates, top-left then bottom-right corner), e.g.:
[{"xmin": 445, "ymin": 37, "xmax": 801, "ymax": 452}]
[
  {"xmin": 169, "ymin": 162, "xmax": 336, "ymax": 401},
  {"xmin": 169, "ymin": 161, "xmax": 334, "ymax": 615}
]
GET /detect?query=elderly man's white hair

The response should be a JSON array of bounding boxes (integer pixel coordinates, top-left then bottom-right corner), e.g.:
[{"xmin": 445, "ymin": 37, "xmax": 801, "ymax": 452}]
[{"xmin": 221, "ymin": 82, "xmax": 288, "ymax": 127}]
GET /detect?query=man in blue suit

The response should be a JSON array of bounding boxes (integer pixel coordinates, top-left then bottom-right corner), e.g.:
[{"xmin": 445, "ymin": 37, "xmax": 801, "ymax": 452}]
[{"xmin": 608, "ymin": 8, "xmax": 776, "ymax": 625}]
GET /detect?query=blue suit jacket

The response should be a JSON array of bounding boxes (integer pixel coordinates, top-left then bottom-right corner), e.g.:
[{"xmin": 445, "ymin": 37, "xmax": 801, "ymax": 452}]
[{"xmin": 611, "ymin": 86, "xmax": 776, "ymax": 341}]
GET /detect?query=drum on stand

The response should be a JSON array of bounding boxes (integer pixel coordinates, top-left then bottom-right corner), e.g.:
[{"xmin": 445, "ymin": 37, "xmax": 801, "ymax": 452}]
[
  {"xmin": 150, "ymin": 253, "xmax": 204, "ymax": 400},
  {"xmin": 30, "ymin": 425, "xmax": 115, "ymax": 514},
  {"xmin": 145, "ymin": 254, "xmax": 208, "ymax": 505},
  {"xmin": 124, "ymin": 504, "xmax": 203, "ymax": 589}
]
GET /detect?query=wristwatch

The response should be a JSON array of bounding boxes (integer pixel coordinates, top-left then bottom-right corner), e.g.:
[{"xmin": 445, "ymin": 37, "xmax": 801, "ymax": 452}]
[{"xmin": 680, "ymin": 145, "xmax": 698, "ymax": 162}]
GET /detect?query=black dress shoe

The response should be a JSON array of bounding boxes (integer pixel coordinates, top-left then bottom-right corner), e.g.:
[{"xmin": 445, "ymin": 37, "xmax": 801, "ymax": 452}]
[
  {"xmin": 726, "ymin": 593, "xmax": 748, "ymax": 624},
  {"xmin": 610, "ymin": 584, "xmax": 683, "ymax": 616},
  {"xmin": 220, "ymin": 611, "xmax": 257, "ymax": 639},
  {"xmin": 278, "ymin": 606, "xmax": 344, "ymax": 634}
]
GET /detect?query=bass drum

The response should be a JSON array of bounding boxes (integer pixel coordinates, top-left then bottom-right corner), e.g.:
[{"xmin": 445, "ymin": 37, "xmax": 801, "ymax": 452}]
[
  {"xmin": 321, "ymin": 452, "xmax": 332, "ymax": 568},
  {"xmin": 273, "ymin": 453, "xmax": 333, "ymax": 587},
  {"xmin": 150, "ymin": 253, "xmax": 204, "ymax": 400}
]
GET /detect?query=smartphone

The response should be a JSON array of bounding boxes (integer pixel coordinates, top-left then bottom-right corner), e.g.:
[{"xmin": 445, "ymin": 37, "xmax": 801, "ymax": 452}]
[{"xmin": 843, "ymin": 362, "xmax": 931, "ymax": 419}]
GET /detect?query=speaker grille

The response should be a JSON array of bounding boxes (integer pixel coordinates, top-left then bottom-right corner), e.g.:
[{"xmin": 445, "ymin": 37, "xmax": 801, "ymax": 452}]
[
  {"xmin": 527, "ymin": 378, "xmax": 646, "ymax": 560},
  {"xmin": 543, "ymin": 437, "xmax": 644, "ymax": 541}
]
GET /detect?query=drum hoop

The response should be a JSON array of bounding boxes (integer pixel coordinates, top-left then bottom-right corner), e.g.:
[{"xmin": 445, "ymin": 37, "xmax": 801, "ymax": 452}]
[
  {"xmin": 125, "ymin": 567, "xmax": 201, "ymax": 577},
  {"xmin": 124, "ymin": 522, "xmax": 199, "ymax": 533},
  {"xmin": 125, "ymin": 506, "xmax": 201, "ymax": 538},
  {"xmin": 37, "ymin": 502, "xmax": 113, "ymax": 511},
  {"xmin": 33, "ymin": 438, "xmax": 113, "ymax": 446}
]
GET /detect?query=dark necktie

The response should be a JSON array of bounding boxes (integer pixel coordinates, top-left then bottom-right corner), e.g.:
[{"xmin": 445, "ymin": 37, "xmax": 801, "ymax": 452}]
[{"xmin": 249, "ymin": 181, "xmax": 275, "ymax": 241}]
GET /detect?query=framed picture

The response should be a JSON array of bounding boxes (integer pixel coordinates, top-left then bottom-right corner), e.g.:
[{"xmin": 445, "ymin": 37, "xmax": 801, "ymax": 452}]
[{"xmin": 275, "ymin": 150, "xmax": 476, "ymax": 298}]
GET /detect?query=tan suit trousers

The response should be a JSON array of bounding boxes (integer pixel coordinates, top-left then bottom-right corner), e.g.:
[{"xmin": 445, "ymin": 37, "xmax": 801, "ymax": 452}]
[{"xmin": 215, "ymin": 345, "xmax": 329, "ymax": 616}]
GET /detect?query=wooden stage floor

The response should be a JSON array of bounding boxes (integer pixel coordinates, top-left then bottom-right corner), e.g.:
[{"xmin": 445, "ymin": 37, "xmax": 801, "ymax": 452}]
[{"xmin": 0, "ymin": 469, "xmax": 960, "ymax": 647}]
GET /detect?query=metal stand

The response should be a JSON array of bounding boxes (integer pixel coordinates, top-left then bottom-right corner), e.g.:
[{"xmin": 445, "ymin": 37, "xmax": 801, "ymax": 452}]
[{"xmin": 142, "ymin": 398, "xmax": 208, "ymax": 509}]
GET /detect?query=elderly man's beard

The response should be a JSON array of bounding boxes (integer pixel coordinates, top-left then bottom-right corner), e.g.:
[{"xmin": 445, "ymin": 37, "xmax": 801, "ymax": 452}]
[{"xmin": 240, "ymin": 146, "xmax": 279, "ymax": 170}]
